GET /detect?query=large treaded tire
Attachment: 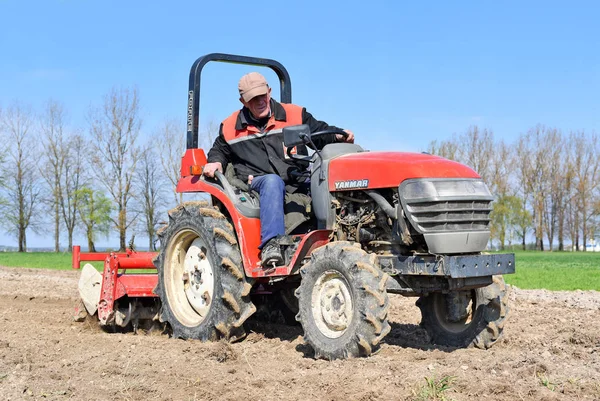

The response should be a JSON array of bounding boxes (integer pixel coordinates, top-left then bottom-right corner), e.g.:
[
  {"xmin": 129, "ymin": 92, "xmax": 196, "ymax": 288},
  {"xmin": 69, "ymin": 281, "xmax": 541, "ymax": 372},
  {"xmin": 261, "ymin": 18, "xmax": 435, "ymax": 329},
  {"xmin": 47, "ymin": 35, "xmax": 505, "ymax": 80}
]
[
  {"xmin": 295, "ymin": 242, "xmax": 391, "ymax": 360},
  {"xmin": 417, "ymin": 275, "xmax": 509, "ymax": 349},
  {"xmin": 154, "ymin": 201, "xmax": 255, "ymax": 341}
]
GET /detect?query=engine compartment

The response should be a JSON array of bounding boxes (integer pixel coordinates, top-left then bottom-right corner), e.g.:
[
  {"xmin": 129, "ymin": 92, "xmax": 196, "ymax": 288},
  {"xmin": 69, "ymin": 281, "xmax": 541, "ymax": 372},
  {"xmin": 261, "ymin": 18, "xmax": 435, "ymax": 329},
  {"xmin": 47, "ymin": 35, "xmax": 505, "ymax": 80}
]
[{"xmin": 332, "ymin": 189, "xmax": 427, "ymax": 256}]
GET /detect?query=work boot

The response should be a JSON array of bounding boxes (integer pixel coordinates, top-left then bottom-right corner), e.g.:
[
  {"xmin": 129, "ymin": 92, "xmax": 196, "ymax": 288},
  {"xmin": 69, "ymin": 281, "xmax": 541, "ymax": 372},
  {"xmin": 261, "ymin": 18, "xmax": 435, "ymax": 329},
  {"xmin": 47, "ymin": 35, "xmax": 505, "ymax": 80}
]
[{"xmin": 261, "ymin": 237, "xmax": 284, "ymax": 268}]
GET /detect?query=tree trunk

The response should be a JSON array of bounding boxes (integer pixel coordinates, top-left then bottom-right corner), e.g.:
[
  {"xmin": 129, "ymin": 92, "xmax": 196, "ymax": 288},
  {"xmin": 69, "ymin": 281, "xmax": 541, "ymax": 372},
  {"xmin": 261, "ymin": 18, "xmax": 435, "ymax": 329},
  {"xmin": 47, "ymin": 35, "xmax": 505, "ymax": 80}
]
[
  {"xmin": 536, "ymin": 200, "xmax": 544, "ymax": 251},
  {"xmin": 54, "ymin": 200, "xmax": 60, "ymax": 252},
  {"xmin": 147, "ymin": 214, "xmax": 155, "ymax": 251},
  {"xmin": 119, "ymin": 206, "xmax": 126, "ymax": 252},
  {"xmin": 68, "ymin": 230, "xmax": 73, "ymax": 253},
  {"xmin": 558, "ymin": 208, "xmax": 564, "ymax": 251},
  {"xmin": 120, "ymin": 232, "xmax": 126, "ymax": 252},
  {"xmin": 18, "ymin": 227, "xmax": 25, "ymax": 252},
  {"xmin": 87, "ymin": 228, "xmax": 96, "ymax": 253},
  {"xmin": 583, "ymin": 220, "xmax": 588, "ymax": 252},
  {"xmin": 575, "ymin": 211, "xmax": 580, "ymax": 251},
  {"xmin": 548, "ymin": 203, "xmax": 555, "ymax": 251}
]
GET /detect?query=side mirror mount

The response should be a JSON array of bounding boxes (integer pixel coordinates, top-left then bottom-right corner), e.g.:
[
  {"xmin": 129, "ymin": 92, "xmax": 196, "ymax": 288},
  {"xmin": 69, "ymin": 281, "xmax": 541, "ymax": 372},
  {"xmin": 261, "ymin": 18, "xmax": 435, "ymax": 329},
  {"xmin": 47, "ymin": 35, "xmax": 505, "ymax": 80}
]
[{"xmin": 283, "ymin": 124, "xmax": 311, "ymax": 147}]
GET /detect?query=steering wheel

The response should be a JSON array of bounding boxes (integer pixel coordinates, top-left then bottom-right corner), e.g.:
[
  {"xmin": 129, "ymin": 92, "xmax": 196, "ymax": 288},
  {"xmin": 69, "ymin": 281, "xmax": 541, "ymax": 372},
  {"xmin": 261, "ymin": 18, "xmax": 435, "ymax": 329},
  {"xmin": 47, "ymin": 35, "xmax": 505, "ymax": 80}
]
[
  {"xmin": 286, "ymin": 128, "xmax": 348, "ymax": 159},
  {"xmin": 309, "ymin": 129, "xmax": 348, "ymax": 142}
]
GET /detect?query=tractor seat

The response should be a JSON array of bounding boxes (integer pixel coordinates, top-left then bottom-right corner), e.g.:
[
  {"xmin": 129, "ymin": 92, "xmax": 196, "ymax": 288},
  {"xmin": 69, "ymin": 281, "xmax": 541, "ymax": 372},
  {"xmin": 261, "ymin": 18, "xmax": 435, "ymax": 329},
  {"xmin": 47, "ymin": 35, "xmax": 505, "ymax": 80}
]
[{"xmin": 208, "ymin": 165, "xmax": 312, "ymax": 235}]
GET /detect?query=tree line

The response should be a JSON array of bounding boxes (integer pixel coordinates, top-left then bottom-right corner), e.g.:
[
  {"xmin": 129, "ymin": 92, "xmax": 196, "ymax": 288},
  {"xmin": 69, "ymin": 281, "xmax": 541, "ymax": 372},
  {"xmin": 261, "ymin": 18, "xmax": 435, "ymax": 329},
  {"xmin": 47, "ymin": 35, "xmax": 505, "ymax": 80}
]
[
  {"xmin": 0, "ymin": 87, "xmax": 216, "ymax": 253},
  {"xmin": 2, "ymin": 88, "xmax": 596, "ymax": 253},
  {"xmin": 428, "ymin": 126, "xmax": 600, "ymax": 251}
]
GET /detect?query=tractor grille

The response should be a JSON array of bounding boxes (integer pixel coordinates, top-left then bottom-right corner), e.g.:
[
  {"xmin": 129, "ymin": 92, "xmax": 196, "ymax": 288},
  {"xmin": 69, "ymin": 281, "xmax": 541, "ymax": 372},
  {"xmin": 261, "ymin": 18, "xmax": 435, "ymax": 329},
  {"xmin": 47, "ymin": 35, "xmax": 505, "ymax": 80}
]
[
  {"xmin": 404, "ymin": 200, "xmax": 492, "ymax": 233},
  {"xmin": 399, "ymin": 179, "xmax": 494, "ymax": 234}
]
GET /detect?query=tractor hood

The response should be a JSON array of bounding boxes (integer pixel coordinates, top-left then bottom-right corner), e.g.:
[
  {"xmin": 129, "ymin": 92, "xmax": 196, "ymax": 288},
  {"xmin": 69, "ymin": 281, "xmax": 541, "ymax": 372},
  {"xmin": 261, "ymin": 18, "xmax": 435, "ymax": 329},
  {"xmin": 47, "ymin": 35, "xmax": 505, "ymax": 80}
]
[{"xmin": 327, "ymin": 151, "xmax": 480, "ymax": 191}]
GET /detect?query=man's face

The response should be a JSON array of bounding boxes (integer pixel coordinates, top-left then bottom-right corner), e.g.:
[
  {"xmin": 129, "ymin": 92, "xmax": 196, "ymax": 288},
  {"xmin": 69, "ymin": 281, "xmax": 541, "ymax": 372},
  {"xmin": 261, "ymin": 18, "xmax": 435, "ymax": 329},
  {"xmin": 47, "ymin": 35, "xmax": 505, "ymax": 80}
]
[{"xmin": 242, "ymin": 88, "xmax": 271, "ymax": 119}]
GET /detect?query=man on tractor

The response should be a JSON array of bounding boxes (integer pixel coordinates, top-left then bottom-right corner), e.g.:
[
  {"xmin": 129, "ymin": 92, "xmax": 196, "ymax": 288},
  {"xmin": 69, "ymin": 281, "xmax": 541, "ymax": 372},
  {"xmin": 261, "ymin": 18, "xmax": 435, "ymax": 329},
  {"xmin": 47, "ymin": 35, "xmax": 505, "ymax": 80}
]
[{"xmin": 202, "ymin": 72, "xmax": 354, "ymax": 267}]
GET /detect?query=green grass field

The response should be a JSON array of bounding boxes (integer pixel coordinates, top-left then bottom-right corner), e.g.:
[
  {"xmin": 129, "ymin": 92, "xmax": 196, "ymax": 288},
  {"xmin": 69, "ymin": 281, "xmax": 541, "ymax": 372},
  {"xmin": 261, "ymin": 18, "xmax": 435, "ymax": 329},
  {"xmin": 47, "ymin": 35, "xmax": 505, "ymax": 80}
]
[
  {"xmin": 0, "ymin": 250, "xmax": 599, "ymax": 291},
  {"xmin": 501, "ymin": 250, "xmax": 600, "ymax": 291},
  {"xmin": 0, "ymin": 252, "xmax": 106, "ymax": 270}
]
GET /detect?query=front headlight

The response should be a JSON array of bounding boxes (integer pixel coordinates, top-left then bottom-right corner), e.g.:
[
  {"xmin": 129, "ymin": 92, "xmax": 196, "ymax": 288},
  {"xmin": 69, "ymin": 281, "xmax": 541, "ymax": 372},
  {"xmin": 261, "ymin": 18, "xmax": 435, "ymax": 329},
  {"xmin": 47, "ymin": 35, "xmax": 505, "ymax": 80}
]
[
  {"xmin": 402, "ymin": 181, "xmax": 438, "ymax": 200},
  {"xmin": 401, "ymin": 179, "xmax": 492, "ymax": 202}
]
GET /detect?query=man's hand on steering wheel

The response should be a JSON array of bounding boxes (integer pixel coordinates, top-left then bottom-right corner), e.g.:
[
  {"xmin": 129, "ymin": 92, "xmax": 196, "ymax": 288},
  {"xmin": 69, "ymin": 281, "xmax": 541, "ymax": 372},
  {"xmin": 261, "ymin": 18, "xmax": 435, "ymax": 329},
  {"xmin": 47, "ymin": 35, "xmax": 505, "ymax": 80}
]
[{"xmin": 336, "ymin": 129, "xmax": 354, "ymax": 143}]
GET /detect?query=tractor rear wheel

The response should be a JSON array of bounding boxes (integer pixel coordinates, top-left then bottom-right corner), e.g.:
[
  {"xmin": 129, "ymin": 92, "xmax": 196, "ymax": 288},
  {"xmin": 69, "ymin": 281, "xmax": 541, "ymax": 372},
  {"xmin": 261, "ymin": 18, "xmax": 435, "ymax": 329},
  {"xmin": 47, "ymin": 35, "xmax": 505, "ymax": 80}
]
[
  {"xmin": 154, "ymin": 201, "xmax": 255, "ymax": 341},
  {"xmin": 417, "ymin": 275, "xmax": 509, "ymax": 348},
  {"xmin": 295, "ymin": 242, "xmax": 391, "ymax": 359}
]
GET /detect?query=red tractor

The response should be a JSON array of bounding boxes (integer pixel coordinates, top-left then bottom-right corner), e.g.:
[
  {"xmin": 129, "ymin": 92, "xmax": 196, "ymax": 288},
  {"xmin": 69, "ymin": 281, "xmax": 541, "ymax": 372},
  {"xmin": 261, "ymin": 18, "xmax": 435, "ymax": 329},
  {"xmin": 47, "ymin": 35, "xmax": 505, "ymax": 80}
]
[{"xmin": 74, "ymin": 53, "xmax": 514, "ymax": 360}]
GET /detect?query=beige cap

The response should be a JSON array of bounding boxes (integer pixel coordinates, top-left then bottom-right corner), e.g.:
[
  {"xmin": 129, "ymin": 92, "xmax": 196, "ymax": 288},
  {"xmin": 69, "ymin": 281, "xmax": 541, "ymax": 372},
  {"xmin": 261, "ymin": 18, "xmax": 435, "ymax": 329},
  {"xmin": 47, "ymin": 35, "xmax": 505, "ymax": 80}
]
[{"xmin": 238, "ymin": 72, "xmax": 269, "ymax": 102}]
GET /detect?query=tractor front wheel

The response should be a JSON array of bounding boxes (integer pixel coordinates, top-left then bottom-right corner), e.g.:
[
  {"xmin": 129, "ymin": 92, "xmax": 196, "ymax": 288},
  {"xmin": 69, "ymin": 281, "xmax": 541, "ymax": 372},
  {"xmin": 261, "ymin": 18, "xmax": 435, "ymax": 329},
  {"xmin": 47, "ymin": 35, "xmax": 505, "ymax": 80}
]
[
  {"xmin": 295, "ymin": 242, "xmax": 391, "ymax": 359},
  {"xmin": 154, "ymin": 201, "xmax": 255, "ymax": 341},
  {"xmin": 417, "ymin": 275, "xmax": 509, "ymax": 349}
]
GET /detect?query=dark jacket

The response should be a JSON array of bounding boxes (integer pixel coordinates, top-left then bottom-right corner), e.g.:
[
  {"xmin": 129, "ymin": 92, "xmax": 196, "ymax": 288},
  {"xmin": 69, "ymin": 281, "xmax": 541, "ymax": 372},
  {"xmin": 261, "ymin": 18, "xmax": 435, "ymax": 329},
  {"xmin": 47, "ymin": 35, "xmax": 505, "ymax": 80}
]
[{"xmin": 207, "ymin": 99, "xmax": 341, "ymax": 186}]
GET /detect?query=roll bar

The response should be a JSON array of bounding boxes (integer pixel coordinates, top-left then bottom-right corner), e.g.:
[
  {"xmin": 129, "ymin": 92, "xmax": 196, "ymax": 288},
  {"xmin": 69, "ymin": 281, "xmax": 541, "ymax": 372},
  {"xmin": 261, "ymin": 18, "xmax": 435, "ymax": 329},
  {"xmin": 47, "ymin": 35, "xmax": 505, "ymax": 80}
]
[{"xmin": 186, "ymin": 53, "xmax": 292, "ymax": 149}]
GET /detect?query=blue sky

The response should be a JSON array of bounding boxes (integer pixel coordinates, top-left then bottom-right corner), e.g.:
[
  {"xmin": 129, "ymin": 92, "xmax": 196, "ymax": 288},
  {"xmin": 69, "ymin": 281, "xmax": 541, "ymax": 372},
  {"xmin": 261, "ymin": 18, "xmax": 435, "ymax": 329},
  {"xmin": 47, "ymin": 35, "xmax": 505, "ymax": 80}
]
[{"xmin": 1, "ymin": 0, "xmax": 599, "ymax": 249}]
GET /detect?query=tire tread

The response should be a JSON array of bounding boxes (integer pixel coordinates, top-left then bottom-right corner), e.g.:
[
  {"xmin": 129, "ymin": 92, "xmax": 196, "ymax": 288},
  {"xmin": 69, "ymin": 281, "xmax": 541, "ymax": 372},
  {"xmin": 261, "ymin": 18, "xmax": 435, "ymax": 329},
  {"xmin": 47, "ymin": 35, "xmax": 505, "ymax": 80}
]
[{"xmin": 155, "ymin": 201, "xmax": 255, "ymax": 342}]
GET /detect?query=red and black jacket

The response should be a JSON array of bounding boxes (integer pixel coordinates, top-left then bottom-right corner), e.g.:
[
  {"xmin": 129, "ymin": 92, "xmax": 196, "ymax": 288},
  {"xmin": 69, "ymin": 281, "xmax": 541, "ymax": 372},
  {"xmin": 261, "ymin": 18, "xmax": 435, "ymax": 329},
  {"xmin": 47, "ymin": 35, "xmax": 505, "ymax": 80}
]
[{"xmin": 207, "ymin": 99, "xmax": 341, "ymax": 185}]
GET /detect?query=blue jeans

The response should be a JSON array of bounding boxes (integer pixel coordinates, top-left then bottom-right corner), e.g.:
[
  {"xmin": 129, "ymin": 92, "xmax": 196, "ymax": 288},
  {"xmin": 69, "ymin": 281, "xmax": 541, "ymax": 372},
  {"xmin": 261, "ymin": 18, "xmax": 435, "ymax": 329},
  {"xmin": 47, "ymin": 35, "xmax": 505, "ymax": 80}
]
[{"xmin": 249, "ymin": 174, "xmax": 286, "ymax": 249}]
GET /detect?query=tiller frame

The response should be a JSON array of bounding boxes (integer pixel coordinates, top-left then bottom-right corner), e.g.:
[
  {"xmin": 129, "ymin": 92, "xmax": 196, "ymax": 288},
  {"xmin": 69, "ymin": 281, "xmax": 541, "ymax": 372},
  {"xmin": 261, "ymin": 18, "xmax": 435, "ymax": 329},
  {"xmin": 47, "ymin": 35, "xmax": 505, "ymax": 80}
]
[{"xmin": 72, "ymin": 245, "xmax": 159, "ymax": 326}]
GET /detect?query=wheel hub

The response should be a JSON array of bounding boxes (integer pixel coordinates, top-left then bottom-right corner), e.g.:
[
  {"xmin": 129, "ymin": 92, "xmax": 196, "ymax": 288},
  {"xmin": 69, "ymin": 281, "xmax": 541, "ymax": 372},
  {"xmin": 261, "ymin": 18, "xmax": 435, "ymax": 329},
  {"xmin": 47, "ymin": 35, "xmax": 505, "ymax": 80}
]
[
  {"xmin": 312, "ymin": 271, "xmax": 353, "ymax": 338},
  {"xmin": 183, "ymin": 239, "xmax": 214, "ymax": 317}
]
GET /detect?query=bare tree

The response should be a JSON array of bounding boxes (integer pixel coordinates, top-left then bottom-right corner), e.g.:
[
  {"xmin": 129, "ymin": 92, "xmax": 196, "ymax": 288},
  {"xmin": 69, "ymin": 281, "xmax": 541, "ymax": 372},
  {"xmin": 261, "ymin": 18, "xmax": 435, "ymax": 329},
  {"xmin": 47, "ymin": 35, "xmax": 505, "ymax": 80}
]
[
  {"xmin": 61, "ymin": 134, "xmax": 86, "ymax": 251},
  {"xmin": 200, "ymin": 118, "xmax": 219, "ymax": 149},
  {"xmin": 135, "ymin": 145, "xmax": 166, "ymax": 251},
  {"xmin": 0, "ymin": 102, "xmax": 42, "ymax": 252},
  {"xmin": 89, "ymin": 87, "xmax": 142, "ymax": 251},
  {"xmin": 516, "ymin": 126, "xmax": 554, "ymax": 250},
  {"xmin": 428, "ymin": 126, "xmax": 494, "ymax": 186},
  {"xmin": 557, "ymin": 144, "xmax": 575, "ymax": 251},
  {"xmin": 426, "ymin": 139, "xmax": 459, "ymax": 161},
  {"xmin": 566, "ymin": 188, "xmax": 580, "ymax": 250},
  {"xmin": 155, "ymin": 118, "xmax": 185, "ymax": 205},
  {"xmin": 542, "ymin": 128, "xmax": 563, "ymax": 250},
  {"xmin": 489, "ymin": 140, "xmax": 515, "ymax": 197},
  {"xmin": 571, "ymin": 130, "xmax": 600, "ymax": 250},
  {"xmin": 154, "ymin": 117, "xmax": 219, "ymax": 207},
  {"xmin": 515, "ymin": 133, "xmax": 534, "ymax": 250},
  {"xmin": 486, "ymin": 140, "xmax": 518, "ymax": 246},
  {"xmin": 458, "ymin": 126, "xmax": 494, "ymax": 186},
  {"xmin": 39, "ymin": 100, "xmax": 67, "ymax": 252}
]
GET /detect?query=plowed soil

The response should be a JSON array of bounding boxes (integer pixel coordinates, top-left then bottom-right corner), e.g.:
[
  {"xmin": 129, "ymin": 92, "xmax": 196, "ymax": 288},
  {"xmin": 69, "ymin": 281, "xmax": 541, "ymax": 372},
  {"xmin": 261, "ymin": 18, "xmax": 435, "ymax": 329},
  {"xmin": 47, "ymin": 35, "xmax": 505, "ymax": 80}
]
[{"xmin": 0, "ymin": 265, "xmax": 599, "ymax": 400}]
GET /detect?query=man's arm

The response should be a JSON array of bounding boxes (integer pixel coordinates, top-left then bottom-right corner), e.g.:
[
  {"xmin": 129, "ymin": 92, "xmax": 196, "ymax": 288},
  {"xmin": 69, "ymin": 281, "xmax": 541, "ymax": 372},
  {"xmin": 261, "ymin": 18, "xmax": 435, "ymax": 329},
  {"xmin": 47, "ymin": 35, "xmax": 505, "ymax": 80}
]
[
  {"xmin": 301, "ymin": 108, "xmax": 354, "ymax": 149},
  {"xmin": 204, "ymin": 123, "xmax": 231, "ymax": 177}
]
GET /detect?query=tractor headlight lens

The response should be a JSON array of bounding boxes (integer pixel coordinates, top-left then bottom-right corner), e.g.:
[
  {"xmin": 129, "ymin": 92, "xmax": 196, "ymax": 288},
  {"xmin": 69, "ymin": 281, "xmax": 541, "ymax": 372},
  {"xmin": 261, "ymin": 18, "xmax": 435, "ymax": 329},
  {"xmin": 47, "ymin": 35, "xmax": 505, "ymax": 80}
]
[
  {"xmin": 403, "ymin": 181, "xmax": 437, "ymax": 200},
  {"xmin": 434, "ymin": 180, "xmax": 491, "ymax": 198},
  {"xmin": 402, "ymin": 179, "xmax": 492, "ymax": 201}
]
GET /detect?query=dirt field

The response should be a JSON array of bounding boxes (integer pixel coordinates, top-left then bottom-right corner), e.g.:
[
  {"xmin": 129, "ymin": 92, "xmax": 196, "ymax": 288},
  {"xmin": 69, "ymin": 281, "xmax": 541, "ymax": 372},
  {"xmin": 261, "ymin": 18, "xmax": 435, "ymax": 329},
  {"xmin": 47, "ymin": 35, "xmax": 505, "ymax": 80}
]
[{"xmin": 0, "ymin": 265, "xmax": 599, "ymax": 401}]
